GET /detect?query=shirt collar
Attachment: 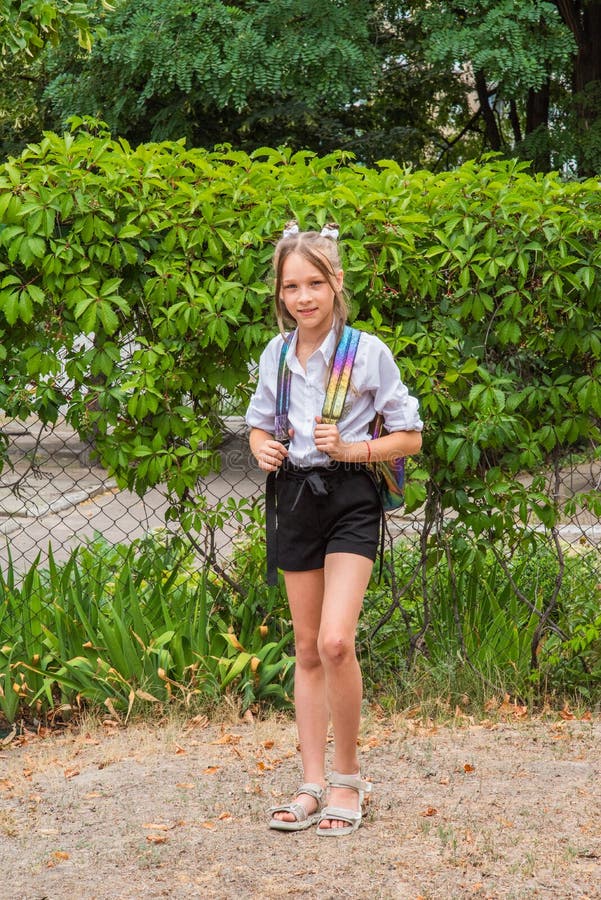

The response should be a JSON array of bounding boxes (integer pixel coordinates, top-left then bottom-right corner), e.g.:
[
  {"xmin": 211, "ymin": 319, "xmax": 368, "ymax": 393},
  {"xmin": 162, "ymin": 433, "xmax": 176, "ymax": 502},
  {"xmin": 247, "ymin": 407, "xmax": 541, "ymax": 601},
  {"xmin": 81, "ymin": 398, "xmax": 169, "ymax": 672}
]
[{"xmin": 287, "ymin": 324, "xmax": 339, "ymax": 372}]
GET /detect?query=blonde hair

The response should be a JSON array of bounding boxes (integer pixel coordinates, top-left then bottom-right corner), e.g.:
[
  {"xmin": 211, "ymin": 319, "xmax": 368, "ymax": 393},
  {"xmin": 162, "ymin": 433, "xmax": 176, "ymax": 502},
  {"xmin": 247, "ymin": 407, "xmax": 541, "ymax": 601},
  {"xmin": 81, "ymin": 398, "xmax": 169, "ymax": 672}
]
[{"xmin": 273, "ymin": 222, "xmax": 349, "ymax": 341}]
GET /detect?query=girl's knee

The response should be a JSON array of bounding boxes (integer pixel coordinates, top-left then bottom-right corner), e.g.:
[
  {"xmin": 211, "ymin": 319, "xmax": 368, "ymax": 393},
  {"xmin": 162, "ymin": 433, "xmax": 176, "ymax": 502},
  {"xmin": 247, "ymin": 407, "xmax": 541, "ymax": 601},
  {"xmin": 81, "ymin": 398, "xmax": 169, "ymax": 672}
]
[
  {"xmin": 295, "ymin": 639, "xmax": 322, "ymax": 671},
  {"xmin": 318, "ymin": 633, "xmax": 355, "ymax": 667}
]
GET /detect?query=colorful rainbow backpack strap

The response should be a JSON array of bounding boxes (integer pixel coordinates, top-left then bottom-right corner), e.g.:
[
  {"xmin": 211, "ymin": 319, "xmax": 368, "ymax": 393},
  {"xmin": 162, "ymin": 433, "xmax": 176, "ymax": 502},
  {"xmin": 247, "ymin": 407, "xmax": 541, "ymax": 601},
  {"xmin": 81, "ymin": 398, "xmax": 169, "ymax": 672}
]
[
  {"xmin": 274, "ymin": 332, "xmax": 294, "ymax": 443},
  {"xmin": 321, "ymin": 325, "xmax": 361, "ymax": 423}
]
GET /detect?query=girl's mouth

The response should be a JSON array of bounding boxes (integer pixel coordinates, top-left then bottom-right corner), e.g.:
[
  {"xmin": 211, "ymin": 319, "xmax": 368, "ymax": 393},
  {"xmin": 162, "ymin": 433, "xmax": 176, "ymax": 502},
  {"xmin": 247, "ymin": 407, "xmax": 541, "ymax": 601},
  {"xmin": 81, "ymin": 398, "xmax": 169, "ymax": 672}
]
[{"xmin": 297, "ymin": 308, "xmax": 317, "ymax": 316}]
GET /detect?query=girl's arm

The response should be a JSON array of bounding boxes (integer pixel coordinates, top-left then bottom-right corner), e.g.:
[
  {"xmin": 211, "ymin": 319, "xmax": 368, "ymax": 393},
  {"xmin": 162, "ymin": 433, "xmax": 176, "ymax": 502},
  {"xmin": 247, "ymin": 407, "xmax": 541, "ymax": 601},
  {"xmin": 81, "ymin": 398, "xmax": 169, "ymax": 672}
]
[
  {"xmin": 249, "ymin": 427, "xmax": 290, "ymax": 473},
  {"xmin": 314, "ymin": 418, "xmax": 422, "ymax": 463}
]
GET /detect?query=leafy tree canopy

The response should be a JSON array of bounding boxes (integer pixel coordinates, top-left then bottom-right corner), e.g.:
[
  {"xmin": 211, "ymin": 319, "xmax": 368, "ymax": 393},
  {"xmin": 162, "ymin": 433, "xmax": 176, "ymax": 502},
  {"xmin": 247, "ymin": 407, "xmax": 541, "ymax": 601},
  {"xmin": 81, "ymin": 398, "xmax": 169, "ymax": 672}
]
[
  {"xmin": 42, "ymin": 0, "xmax": 378, "ymax": 148},
  {"xmin": 0, "ymin": 0, "xmax": 96, "ymax": 63},
  {"xmin": 3, "ymin": 0, "xmax": 601, "ymax": 175},
  {"xmin": 417, "ymin": 0, "xmax": 574, "ymax": 93}
]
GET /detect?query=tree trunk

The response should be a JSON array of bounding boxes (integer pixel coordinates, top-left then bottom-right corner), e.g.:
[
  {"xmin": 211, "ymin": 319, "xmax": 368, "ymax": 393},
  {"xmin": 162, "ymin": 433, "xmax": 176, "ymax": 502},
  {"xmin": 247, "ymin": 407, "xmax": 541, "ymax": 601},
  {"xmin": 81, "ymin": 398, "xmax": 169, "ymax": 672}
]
[
  {"xmin": 509, "ymin": 98, "xmax": 523, "ymax": 144},
  {"xmin": 526, "ymin": 82, "xmax": 550, "ymax": 134},
  {"xmin": 554, "ymin": 0, "xmax": 601, "ymax": 174},
  {"xmin": 525, "ymin": 82, "xmax": 550, "ymax": 170},
  {"xmin": 475, "ymin": 69, "xmax": 502, "ymax": 151}
]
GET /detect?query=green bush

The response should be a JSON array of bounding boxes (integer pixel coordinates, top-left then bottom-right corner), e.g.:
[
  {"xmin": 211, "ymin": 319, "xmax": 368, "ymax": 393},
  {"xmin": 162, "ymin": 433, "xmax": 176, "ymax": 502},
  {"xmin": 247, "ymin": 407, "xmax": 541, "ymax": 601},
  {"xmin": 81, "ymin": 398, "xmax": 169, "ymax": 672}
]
[
  {"xmin": 1, "ymin": 121, "xmax": 599, "ymax": 510},
  {"xmin": 1, "ymin": 122, "xmax": 600, "ymax": 714}
]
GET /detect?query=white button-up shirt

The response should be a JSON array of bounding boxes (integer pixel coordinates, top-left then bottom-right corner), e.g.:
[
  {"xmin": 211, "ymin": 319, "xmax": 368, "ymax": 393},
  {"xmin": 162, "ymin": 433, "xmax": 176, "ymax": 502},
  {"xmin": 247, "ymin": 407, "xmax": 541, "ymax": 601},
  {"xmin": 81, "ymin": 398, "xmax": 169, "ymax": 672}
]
[{"xmin": 246, "ymin": 326, "xmax": 423, "ymax": 467}]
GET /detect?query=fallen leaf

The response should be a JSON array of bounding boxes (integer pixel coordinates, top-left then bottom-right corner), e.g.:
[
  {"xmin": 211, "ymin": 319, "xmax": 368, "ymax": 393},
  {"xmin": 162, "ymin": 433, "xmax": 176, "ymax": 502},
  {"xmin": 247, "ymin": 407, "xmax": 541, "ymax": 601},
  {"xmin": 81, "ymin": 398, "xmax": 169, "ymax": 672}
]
[
  {"xmin": 103, "ymin": 697, "xmax": 122, "ymax": 722},
  {"xmin": 245, "ymin": 783, "xmax": 264, "ymax": 795},
  {"xmin": 421, "ymin": 807, "xmax": 438, "ymax": 817},
  {"xmin": 142, "ymin": 823, "xmax": 174, "ymax": 830},
  {"xmin": 176, "ymin": 782, "xmax": 195, "ymax": 790},
  {"xmin": 135, "ymin": 689, "xmax": 161, "ymax": 703},
  {"xmin": 498, "ymin": 694, "xmax": 528, "ymax": 718},
  {"xmin": 52, "ymin": 851, "xmax": 70, "ymax": 861},
  {"xmin": 63, "ymin": 768, "xmax": 80, "ymax": 780},
  {"xmin": 84, "ymin": 791, "xmax": 103, "ymax": 799},
  {"xmin": 146, "ymin": 834, "xmax": 168, "ymax": 844},
  {"xmin": 201, "ymin": 821, "xmax": 216, "ymax": 830},
  {"xmin": 262, "ymin": 740, "xmax": 275, "ymax": 749},
  {"xmin": 211, "ymin": 733, "xmax": 241, "ymax": 746},
  {"xmin": 218, "ymin": 812, "xmax": 232, "ymax": 820},
  {"xmin": 463, "ymin": 763, "xmax": 475, "ymax": 773},
  {"xmin": 203, "ymin": 766, "xmax": 221, "ymax": 775},
  {"xmin": 174, "ymin": 745, "xmax": 187, "ymax": 755},
  {"xmin": 185, "ymin": 714, "xmax": 209, "ymax": 731}
]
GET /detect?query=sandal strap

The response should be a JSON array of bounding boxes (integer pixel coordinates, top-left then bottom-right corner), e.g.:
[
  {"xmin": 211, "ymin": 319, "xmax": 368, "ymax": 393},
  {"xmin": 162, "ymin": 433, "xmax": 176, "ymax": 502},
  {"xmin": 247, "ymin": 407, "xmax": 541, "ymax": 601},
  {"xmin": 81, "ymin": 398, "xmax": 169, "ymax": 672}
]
[
  {"xmin": 319, "ymin": 805, "xmax": 361, "ymax": 826},
  {"xmin": 268, "ymin": 782, "xmax": 326, "ymax": 822},
  {"xmin": 326, "ymin": 772, "xmax": 372, "ymax": 795},
  {"xmin": 268, "ymin": 801, "xmax": 309, "ymax": 822},
  {"xmin": 296, "ymin": 782, "xmax": 326, "ymax": 804}
]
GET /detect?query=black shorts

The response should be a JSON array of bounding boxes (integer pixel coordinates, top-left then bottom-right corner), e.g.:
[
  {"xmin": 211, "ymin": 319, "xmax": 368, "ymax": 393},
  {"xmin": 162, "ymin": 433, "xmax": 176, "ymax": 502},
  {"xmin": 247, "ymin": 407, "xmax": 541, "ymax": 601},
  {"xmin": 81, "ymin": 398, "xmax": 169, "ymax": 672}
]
[{"xmin": 274, "ymin": 463, "xmax": 381, "ymax": 572}]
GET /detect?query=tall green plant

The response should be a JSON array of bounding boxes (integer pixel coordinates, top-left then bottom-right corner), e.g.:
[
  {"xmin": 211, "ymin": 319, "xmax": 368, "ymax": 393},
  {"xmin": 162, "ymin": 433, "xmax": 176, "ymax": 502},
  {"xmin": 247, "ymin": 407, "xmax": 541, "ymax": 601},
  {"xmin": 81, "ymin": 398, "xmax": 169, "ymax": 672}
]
[{"xmin": 0, "ymin": 537, "xmax": 294, "ymax": 722}]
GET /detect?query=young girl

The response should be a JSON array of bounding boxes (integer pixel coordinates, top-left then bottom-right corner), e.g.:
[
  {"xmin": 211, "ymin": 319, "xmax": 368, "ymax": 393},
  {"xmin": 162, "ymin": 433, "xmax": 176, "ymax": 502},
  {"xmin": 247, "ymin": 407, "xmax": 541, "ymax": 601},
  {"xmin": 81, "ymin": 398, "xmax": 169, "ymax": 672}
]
[{"xmin": 246, "ymin": 222, "xmax": 423, "ymax": 836}]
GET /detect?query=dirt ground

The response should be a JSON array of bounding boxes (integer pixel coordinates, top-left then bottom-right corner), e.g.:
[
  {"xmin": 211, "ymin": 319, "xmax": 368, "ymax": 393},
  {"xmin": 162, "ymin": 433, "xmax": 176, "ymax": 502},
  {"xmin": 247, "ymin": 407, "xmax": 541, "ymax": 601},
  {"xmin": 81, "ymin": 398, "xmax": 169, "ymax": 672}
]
[{"xmin": 0, "ymin": 707, "xmax": 599, "ymax": 900}]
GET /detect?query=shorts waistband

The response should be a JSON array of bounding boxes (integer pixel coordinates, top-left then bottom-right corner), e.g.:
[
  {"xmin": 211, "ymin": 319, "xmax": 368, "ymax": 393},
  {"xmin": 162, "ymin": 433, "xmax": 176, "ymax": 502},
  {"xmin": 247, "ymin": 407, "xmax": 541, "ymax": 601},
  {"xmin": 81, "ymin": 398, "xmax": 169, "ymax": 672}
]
[{"xmin": 280, "ymin": 460, "xmax": 368, "ymax": 480}]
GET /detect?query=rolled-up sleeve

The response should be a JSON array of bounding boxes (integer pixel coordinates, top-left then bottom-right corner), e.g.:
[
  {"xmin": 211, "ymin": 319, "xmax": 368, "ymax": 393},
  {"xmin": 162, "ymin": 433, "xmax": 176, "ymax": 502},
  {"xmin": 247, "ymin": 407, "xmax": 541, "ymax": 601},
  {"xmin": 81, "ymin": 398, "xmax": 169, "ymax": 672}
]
[
  {"xmin": 368, "ymin": 338, "xmax": 423, "ymax": 432},
  {"xmin": 245, "ymin": 339, "xmax": 278, "ymax": 433}
]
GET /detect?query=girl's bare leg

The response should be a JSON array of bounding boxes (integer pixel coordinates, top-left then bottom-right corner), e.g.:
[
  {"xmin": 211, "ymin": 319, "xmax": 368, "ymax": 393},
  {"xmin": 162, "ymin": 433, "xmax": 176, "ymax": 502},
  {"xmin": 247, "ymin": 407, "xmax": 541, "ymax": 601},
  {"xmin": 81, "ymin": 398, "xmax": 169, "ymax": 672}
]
[
  {"xmin": 271, "ymin": 568, "xmax": 328, "ymax": 822},
  {"xmin": 317, "ymin": 552, "xmax": 373, "ymax": 830}
]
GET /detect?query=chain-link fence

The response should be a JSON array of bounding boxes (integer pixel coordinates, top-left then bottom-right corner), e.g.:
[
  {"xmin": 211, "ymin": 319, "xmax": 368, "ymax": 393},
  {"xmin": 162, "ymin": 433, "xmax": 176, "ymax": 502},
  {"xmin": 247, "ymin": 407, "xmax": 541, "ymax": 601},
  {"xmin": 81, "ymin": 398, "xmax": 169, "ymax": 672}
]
[
  {"xmin": 1, "ymin": 412, "xmax": 600, "ymax": 693},
  {"xmin": 2, "ymin": 414, "xmax": 599, "ymax": 568}
]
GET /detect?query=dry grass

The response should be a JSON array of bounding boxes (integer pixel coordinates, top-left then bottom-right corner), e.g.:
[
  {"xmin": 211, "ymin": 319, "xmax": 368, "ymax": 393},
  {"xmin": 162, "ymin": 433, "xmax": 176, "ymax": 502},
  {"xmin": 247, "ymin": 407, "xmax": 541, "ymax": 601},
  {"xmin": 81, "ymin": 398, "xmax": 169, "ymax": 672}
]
[{"xmin": 0, "ymin": 707, "xmax": 599, "ymax": 899}]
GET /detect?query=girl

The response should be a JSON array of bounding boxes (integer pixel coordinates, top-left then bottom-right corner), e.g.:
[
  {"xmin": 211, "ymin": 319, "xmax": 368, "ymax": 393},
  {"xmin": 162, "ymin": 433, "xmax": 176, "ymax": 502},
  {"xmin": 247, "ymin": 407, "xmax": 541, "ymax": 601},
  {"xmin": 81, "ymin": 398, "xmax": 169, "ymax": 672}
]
[{"xmin": 246, "ymin": 222, "xmax": 423, "ymax": 836}]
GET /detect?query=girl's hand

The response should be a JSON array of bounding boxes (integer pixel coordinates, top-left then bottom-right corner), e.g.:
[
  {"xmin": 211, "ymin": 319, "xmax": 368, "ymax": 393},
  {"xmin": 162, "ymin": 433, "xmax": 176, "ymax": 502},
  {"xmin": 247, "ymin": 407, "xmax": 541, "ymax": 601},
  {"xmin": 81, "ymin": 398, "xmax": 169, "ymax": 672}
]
[
  {"xmin": 313, "ymin": 416, "xmax": 350, "ymax": 461},
  {"xmin": 256, "ymin": 437, "xmax": 290, "ymax": 472}
]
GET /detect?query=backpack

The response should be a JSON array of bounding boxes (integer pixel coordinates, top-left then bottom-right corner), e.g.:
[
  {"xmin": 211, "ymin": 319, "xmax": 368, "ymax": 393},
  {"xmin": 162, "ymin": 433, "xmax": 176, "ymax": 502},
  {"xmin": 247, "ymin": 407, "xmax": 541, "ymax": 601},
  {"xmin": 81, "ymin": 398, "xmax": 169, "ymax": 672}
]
[{"xmin": 275, "ymin": 324, "xmax": 405, "ymax": 511}]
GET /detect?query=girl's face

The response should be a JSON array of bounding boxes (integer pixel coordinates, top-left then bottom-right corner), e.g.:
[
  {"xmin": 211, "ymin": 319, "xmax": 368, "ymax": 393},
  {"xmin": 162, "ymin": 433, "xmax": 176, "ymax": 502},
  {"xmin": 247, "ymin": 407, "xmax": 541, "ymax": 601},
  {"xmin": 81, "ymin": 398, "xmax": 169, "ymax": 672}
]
[{"xmin": 280, "ymin": 251, "xmax": 343, "ymax": 334}]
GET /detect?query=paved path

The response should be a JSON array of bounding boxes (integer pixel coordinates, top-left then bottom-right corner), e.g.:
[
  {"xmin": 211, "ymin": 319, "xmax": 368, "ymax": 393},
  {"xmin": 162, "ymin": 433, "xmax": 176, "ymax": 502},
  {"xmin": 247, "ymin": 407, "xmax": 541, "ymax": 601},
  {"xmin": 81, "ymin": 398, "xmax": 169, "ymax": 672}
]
[{"xmin": 0, "ymin": 417, "xmax": 263, "ymax": 572}]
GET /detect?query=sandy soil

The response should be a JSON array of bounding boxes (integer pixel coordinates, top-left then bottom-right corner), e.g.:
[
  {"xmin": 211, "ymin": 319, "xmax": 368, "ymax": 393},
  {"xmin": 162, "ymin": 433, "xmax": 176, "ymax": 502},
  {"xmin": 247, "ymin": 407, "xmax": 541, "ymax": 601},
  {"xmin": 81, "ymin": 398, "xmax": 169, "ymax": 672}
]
[{"xmin": 0, "ymin": 708, "xmax": 599, "ymax": 900}]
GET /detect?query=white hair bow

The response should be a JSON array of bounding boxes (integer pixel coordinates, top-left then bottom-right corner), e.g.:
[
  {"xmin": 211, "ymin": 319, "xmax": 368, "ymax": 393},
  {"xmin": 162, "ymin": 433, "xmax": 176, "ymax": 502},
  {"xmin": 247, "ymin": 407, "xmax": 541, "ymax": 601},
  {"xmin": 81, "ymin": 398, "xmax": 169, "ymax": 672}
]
[
  {"xmin": 281, "ymin": 221, "xmax": 339, "ymax": 240},
  {"xmin": 320, "ymin": 223, "xmax": 339, "ymax": 240},
  {"xmin": 282, "ymin": 221, "xmax": 299, "ymax": 238}
]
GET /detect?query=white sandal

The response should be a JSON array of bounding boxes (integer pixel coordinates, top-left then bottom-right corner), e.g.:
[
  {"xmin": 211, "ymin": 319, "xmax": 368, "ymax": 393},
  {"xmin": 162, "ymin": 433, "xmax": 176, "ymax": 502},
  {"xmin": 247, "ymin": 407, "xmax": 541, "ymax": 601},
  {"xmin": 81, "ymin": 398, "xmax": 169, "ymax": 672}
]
[
  {"xmin": 268, "ymin": 782, "xmax": 326, "ymax": 831},
  {"xmin": 316, "ymin": 772, "xmax": 372, "ymax": 837}
]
